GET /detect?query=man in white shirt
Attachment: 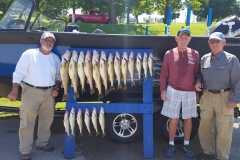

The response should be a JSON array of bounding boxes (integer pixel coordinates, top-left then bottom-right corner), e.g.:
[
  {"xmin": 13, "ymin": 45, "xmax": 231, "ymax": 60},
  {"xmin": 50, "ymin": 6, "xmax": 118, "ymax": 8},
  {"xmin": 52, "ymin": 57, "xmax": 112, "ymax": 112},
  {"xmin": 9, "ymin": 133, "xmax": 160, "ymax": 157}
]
[{"xmin": 7, "ymin": 32, "xmax": 61, "ymax": 160}]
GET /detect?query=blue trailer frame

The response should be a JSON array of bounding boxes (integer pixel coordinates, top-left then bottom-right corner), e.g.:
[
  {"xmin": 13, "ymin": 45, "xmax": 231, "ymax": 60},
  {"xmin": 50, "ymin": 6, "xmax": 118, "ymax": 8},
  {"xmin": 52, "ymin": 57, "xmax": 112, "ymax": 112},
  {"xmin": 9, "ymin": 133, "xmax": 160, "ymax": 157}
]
[{"xmin": 63, "ymin": 48, "xmax": 154, "ymax": 159}]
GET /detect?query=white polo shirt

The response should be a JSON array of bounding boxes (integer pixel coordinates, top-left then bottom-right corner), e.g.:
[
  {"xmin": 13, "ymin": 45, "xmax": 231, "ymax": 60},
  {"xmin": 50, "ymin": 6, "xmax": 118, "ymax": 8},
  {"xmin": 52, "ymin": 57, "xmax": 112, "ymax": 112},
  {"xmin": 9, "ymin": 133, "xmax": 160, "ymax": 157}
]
[{"xmin": 13, "ymin": 48, "xmax": 61, "ymax": 87}]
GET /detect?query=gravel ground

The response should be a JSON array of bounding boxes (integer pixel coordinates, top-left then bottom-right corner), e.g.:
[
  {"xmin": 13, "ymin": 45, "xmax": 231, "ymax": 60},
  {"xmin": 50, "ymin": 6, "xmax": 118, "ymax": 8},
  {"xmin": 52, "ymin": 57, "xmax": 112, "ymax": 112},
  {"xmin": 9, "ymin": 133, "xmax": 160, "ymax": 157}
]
[{"xmin": 0, "ymin": 116, "xmax": 239, "ymax": 160}]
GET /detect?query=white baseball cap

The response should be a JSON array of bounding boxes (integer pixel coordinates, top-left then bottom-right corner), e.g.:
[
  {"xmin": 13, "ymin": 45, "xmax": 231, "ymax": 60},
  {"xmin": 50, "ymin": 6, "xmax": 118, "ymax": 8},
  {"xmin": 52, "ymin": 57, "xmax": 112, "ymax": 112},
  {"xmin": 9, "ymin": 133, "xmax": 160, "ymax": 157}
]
[{"xmin": 41, "ymin": 32, "xmax": 56, "ymax": 41}]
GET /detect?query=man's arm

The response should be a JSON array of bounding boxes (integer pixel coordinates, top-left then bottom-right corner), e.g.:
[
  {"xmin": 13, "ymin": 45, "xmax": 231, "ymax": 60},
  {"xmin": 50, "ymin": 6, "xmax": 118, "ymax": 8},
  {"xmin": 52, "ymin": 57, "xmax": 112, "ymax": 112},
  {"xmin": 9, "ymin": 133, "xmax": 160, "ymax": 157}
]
[{"xmin": 7, "ymin": 83, "xmax": 19, "ymax": 101}]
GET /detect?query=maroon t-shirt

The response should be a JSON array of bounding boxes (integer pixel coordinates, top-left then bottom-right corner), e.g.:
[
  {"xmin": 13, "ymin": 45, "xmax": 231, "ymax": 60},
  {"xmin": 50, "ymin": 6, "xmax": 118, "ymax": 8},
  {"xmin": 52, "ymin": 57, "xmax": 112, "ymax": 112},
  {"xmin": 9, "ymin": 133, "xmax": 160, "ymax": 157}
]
[{"xmin": 160, "ymin": 48, "xmax": 200, "ymax": 91}]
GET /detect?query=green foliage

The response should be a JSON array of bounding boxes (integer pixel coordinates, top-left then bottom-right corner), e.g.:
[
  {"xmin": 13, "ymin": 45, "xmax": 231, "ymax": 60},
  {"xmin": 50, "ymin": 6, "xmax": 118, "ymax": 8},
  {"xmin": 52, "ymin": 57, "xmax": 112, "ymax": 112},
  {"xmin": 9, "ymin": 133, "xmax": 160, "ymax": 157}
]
[{"xmin": 193, "ymin": 0, "xmax": 237, "ymax": 21}]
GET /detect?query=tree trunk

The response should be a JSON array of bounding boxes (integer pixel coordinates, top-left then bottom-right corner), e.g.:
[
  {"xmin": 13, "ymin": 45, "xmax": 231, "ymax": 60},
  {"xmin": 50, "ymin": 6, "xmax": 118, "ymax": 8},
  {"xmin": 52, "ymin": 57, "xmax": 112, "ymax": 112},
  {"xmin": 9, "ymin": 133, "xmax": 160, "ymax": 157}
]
[{"xmin": 109, "ymin": 0, "xmax": 115, "ymax": 24}]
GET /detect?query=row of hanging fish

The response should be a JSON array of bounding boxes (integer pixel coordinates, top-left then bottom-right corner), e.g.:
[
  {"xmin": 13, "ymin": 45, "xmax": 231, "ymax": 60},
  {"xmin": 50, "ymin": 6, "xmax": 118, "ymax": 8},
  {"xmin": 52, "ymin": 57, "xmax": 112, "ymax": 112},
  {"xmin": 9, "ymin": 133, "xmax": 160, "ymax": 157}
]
[
  {"xmin": 63, "ymin": 106, "xmax": 106, "ymax": 138},
  {"xmin": 60, "ymin": 49, "xmax": 153, "ymax": 101}
]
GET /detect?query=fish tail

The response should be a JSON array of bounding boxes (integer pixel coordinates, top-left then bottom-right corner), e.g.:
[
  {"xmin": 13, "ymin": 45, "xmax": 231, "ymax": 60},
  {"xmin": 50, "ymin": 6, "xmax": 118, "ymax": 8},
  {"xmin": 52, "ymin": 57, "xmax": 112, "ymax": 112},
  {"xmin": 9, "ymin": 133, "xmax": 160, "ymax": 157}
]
[
  {"xmin": 74, "ymin": 92, "xmax": 80, "ymax": 99},
  {"xmin": 123, "ymin": 85, "xmax": 127, "ymax": 90},
  {"xmin": 62, "ymin": 94, "xmax": 70, "ymax": 101},
  {"xmin": 110, "ymin": 86, "xmax": 115, "ymax": 91},
  {"xmin": 131, "ymin": 81, "xmax": 135, "ymax": 87}
]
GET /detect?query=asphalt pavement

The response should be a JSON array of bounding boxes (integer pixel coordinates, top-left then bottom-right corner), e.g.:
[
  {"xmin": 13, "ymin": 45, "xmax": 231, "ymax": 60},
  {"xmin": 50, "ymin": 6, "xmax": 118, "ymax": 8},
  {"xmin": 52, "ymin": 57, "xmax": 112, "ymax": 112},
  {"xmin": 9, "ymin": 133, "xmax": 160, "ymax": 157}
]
[{"xmin": 0, "ymin": 115, "xmax": 239, "ymax": 160}]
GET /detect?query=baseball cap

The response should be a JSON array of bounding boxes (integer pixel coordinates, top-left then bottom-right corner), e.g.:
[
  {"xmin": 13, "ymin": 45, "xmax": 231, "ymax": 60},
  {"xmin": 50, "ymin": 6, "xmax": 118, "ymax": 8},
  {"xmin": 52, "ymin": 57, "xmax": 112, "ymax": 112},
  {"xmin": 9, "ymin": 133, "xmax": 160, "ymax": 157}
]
[
  {"xmin": 209, "ymin": 32, "xmax": 225, "ymax": 40},
  {"xmin": 177, "ymin": 28, "xmax": 191, "ymax": 36},
  {"xmin": 41, "ymin": 32, "xmax": 56, "ymax": 41}
]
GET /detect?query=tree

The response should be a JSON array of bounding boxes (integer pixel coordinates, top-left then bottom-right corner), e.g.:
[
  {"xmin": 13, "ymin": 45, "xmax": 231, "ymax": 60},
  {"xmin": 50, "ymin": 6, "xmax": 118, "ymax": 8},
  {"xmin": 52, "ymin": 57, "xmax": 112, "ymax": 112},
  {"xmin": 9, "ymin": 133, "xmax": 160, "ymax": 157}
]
[
  {"xmin": 0, "ymin": 0, "xmax": 14, "ymax": 14},
  {"xmin": 132, "ymin": 0, "xmax": 155, "ymax": 23},
  {"xmin": 193, "ymin": 0, "xmax": 237, "ymax": 21},
  {"xmin": 154, "ymin": 0, "xmax": 183, "ymax": 24}
]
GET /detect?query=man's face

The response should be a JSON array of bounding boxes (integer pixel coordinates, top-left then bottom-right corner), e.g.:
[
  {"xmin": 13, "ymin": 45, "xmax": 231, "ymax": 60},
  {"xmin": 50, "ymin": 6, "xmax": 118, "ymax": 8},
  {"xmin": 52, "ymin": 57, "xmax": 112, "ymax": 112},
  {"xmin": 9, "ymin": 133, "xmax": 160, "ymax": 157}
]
[
  {"xmin": 208, "ymin": 38, "xmax": 226, "ymax": 54},
  {"xmin": 40, "ymin": 37, "xmax": 55, "ymax": 52},
  {"xmin": 175, "ymin": 33, "xmax": 191, "ymax": 48}
]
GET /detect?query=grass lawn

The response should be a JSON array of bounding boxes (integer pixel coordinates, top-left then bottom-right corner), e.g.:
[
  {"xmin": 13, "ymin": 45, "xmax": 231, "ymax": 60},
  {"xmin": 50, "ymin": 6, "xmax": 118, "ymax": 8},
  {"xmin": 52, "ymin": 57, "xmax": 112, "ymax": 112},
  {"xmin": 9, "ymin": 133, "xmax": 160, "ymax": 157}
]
[{"xmin": 73, "ymin": 22, "xmax": 215, "ymax": 36}]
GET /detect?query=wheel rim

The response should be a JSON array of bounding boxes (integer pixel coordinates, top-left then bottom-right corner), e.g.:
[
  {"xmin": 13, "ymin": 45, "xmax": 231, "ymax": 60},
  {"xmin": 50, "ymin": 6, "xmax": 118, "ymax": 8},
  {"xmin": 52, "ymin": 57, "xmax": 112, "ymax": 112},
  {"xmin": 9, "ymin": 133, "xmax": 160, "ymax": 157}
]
[
  {"xmin": 76, "ymin": 20, "xmax": 82, "ymax": 23},
  {"xmin": 166, "ymin": 118, "xmax": 184, "ymax": 138},
  {"xmin": 112, "ymin": 114, "xmax": 138, "ymax": 138}
]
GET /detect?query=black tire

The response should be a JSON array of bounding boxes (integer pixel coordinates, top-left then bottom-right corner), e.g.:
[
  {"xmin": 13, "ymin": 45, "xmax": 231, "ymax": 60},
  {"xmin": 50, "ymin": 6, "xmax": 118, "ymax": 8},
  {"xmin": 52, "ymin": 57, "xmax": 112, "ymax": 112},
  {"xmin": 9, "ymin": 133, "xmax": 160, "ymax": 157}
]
[
  {"xmin": 159, "ymin": 114, "xmax": 200, "ymax": 144},
  {"xmin": 76, "ymin": 18, "xmax": 84, "ymax": 23},
  {"xmin": 106, "ymin": 113, "xmax": 143, "ymax": 143}
]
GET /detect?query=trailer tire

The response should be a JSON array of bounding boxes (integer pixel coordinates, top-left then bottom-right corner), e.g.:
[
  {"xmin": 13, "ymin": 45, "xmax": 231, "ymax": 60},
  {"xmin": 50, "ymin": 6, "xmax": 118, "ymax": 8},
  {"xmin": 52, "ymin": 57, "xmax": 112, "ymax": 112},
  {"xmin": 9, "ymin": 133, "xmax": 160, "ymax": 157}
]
[
  {"xmin": 159, "ymin": 114, "xmax": 199, "ymax": 144},
  {"xmin": 106, "ymin": 113, "xmax": 143, "ymax": 143}
]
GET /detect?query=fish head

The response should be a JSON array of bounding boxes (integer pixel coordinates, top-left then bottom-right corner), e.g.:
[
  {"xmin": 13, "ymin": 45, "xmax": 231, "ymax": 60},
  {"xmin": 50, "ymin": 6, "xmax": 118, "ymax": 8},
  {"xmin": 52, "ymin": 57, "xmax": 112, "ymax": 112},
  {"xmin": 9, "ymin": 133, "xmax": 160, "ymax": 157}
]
[
  {"xmin": 61, "ymin": 49, "xmax": 71, "ymax": 62},
  {"xmin": 137, "ymin": 52, "xmax": 142, "ymax": 60},
  {"xmin": 100, "ymin": 106, "xmax": 104, "ymax": 114},
  {"xmin": 101, "ymin": 51, "xmax": 107, "ymax": 61},
  {"xmin": 71, "ymin": 107, "xmax": 75, "ymax": 113},
  {"xmin": 64, "ymin": 110, "xmax": 69, "ymax": 118},
  {"xmin": 93, "ymin": 50, "xmax": 99, "ymax": 58},
  {"xmin": 78, "ymin": 51, "xmax": 85, "ymax": 62},
  {"xmin": 71, "ymin": 50, "xmax": 78, "ymax": 62},
  {"xmin": 77, "ymin": 108, "xmax": 82, "ymax": 114},
  {"xmin": 149, "ymin": 52, "xmax": 153, "ymax": 59},
  {"xmin": 108, "ymin": 52, "xmax": 114, "ymax": 62},
  {"xmin": 115, "ymin": 51, "xmax": 121, "ymax": 61},
  {"xmin": 85, "ymin": 51, "xmax": 92, "ymax": 63},
  {"xmin": 144, "ymin": 52, "xmax": 148, "ymax": 59},
  {"xmin": 85, "ymin": 108, "xmax": 90, "ymax": 116},
  {"xmin": 122, "ymin": 52, "xmax": 128, "ymax": 61},
  {"xmin": 92, "ymin": 107, "xmax": 97, "ymax": 114}
]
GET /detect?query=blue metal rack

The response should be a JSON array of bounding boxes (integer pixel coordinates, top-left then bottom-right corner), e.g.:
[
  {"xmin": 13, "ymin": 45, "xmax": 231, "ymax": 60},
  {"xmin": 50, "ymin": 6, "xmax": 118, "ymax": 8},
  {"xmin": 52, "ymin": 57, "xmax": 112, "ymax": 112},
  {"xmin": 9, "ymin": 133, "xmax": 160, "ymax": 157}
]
[{"xmin": 63, "ymin": 49, "xmax": 154, "ymax": 159}]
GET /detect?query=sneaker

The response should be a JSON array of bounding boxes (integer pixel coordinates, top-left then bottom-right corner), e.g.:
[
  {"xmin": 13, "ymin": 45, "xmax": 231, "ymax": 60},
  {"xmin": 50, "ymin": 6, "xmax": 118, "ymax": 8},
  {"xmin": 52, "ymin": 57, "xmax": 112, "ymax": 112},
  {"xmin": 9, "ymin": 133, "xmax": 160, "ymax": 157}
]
[
  {"xmin": 182, "ymin": 145, "xmax": 194, "ymax": 158},
  {"xmin": 36, "ymin": 144, "xmax": 54, "ymax": 152},
  {"xmin": 22, "ymin": 153, "xmax": 31, "ymax": 160},
  {"xmin": 165, "ymin": 145, "xmax": 175, "ymax": 158},
  {"xmin": 197, "ymin": 152, "xmax": 215, "ymax": 160}
]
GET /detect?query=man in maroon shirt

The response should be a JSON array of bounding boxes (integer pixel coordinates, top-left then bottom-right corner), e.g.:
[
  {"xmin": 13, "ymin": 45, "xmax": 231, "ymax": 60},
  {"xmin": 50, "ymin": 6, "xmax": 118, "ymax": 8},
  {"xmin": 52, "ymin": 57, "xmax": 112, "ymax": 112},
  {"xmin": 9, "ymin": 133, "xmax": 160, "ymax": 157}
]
[{"xmin": 160, "ymin": 28, "xmax": 200, "ymax": 158}]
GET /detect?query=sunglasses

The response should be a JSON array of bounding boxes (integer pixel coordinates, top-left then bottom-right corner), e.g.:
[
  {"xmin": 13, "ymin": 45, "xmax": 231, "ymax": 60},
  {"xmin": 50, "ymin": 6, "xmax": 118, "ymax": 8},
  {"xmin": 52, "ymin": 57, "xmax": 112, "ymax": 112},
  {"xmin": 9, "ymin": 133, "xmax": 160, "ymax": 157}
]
[
  {"xmin": 209, "ymin": 39, "xmax": 221, "ymax": 44},
  {"xmin": 43, "ymin": 38, "xmax": 55, "ymax": 44}
]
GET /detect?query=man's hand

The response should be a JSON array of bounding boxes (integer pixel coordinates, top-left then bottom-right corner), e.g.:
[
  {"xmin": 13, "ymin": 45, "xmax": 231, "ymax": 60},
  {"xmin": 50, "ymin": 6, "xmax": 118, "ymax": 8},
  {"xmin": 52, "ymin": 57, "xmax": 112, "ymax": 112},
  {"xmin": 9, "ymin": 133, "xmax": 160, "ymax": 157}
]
[
  {"xmin": 228, "ymin": 101, "xmax": 237, "ymax": 109},
  {"xmin": 161, "ymin": 91, "xmax": 167, "ymax": 101},
  {"xmin": 7, "ymin": 91, "xmax": 18, "ymax": 102},
  {"xmin": 195, "ymin": 78, "xmax": 202, "ymax": 91},
  {"xmin": 51, "ymin": 89, "xmax": 58, "ymax": 97}
]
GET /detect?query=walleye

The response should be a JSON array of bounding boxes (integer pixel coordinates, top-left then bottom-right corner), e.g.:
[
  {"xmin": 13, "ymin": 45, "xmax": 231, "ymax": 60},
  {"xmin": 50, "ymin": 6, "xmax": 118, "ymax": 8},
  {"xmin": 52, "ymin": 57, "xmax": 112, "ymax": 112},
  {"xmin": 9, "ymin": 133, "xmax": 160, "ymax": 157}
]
[
  {"xmin": 121, "ymin": 52, "xmax": 128, "ymax": 90},
  {"xmin": 69, "ymin": 50, "xmax": 79, "ymax": 99},
  {"xmin": 99, "ymin": 106, "xmax": 106, "ymax": 137},
  {"xmin": 128, "ymin": 51, "xmax": 135, "ymax": 86},
  {"xmin": 69, "ymin": 107, "xmax": 75, "ymax": 137},
  {"xmin": 91, "ymin": 107, "xmax": 100, "ymax": 136},
  {"xmin": 84, "ymin": 108, "xmax": 92, "ymax": 136},
  {"xmin": 92, "ymin": 50, "xmax": 103, "ymax": 100},
  {"xmin": 63, "ymin": 110, "xmax": 71, "ymax": 138},
  {"xmin": 107, "ymin": 52, "xmax": 115, "ymax": 91},
  {"xmin": 84, "ymin": 50, "xmax": 95, "ymax": 95},
  {"xmin": 76, "ymin": 108, "xmax": 83, "ymax": 137},
  {"xmin": 78, "ymin": 51, "xmax": 86, "ymax": 94},
  {"xmin": 142, "ymin": 52, "xmax": 148, "ymax": 81},
  {"xmin": 148, "ymin": 52, "xmax": 153, "ymax": 80},
  {"xmin": 100, "ymin": 51, "xmax": 109, "ymax": 96},
  {"xmin": 60, "ymin": 49, "xmax": 71, "ymax": 101},
  {"xmin": 114, "ymin": 51, "xmax": 122, "ymax": 89},
  {"xmin": 136, "ymin": 52, "xmax": 142, "ymax": 85}
]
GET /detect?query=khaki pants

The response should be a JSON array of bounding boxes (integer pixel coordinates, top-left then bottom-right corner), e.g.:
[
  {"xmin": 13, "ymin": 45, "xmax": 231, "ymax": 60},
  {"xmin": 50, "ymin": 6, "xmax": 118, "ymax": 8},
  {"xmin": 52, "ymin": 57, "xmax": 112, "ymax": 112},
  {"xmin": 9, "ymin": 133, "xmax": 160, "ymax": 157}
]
[
  {"xmin": 199, "ymin": 90, "xmax": 234, "ymax": 160},
  {"xmin": 19, "ymin": 84, "xmax": 54, "ymax": 154}
]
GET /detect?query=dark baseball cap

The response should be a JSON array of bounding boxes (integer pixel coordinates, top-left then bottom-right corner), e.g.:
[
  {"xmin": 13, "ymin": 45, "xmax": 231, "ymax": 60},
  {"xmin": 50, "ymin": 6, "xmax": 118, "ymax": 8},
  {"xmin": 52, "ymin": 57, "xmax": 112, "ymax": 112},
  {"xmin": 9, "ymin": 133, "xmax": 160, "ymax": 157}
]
[{"xmin": 177, "ymin": 28, "xmax": 191, "ymax": 36}]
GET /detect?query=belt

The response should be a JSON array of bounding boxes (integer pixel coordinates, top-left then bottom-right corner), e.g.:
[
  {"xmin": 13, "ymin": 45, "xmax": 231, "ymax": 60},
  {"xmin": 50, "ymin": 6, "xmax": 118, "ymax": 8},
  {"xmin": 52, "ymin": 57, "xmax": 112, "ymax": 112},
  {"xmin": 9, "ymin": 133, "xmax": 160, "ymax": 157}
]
[
  {"xmin": 205, "ymin": 88, "xmax": 231, "ymax": 94},
  {"xmin": 23, "ymin": 82, "xmax": 53, "ymax": 89}
]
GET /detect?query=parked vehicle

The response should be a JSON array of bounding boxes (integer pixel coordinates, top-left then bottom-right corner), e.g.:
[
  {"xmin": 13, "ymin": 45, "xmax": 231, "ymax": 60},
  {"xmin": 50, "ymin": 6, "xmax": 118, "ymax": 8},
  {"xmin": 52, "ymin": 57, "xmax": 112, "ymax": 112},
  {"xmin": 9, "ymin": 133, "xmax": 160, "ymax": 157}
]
[
  {"xmin": 0, "ymin": 0, "xmax": 240, "ymax": 144},
  {"xmin": 69, "ymin": 9, "xmax": 118, "ymax": 24}
]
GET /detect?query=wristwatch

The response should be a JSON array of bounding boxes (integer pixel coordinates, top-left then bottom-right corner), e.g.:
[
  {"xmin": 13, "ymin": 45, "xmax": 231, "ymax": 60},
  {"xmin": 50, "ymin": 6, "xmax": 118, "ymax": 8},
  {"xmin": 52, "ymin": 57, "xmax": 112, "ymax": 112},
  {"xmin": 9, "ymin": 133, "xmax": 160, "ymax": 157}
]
[{"xmin": 54, "ymin": 86, "xmax": 59, "ymax": 91}]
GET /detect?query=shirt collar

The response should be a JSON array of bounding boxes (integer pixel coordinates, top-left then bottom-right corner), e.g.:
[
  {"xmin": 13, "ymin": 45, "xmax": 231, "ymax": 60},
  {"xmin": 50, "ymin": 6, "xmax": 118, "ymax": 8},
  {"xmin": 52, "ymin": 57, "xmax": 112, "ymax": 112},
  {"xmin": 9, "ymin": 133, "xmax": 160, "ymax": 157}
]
[{"xmin": 211, "ymin": 50, "xmax": 224, "ymax": 59}]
